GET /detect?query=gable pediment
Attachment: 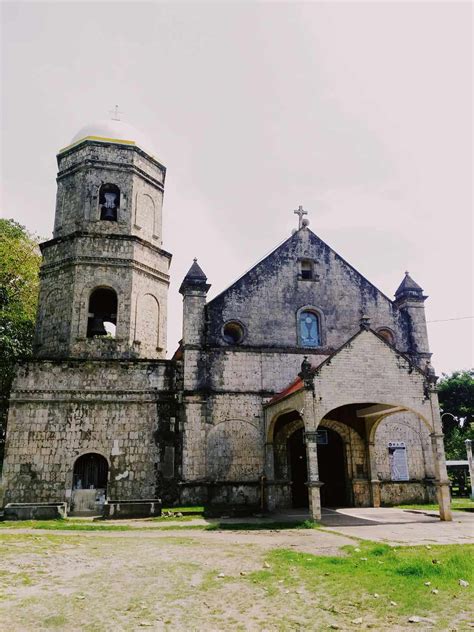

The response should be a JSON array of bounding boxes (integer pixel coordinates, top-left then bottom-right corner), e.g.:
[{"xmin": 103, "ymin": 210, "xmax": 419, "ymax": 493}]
[{"xmin": 312, "ymin": 328, "xmax": 432, "ymax": 424}]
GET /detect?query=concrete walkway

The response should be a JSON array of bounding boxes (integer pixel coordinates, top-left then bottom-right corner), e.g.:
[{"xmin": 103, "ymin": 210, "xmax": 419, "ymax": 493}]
[{"xmin": 319, "ymin": 507, "xmax": 474, "ymax": 545}]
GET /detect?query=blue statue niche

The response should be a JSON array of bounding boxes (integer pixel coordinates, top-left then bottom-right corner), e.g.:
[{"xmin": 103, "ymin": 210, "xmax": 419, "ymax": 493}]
[{"xmin": 299, "ymin": 311, "xmax": 320, "ymax": 347}]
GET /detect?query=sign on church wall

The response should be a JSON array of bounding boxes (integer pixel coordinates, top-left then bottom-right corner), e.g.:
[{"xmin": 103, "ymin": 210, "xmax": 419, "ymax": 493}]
[
  {"xmin": 388, "ymin": 441, "xmax": 409, "ymax": 481},
  {"xmin": 316, "ymin": 429, "xmax": 328, "ymax": 445}
]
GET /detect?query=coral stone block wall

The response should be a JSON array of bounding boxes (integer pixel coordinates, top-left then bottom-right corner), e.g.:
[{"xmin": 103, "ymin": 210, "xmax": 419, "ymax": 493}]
[{"xmin": 2, "ymin": 360, "xmax": 173, "ymax": 505}]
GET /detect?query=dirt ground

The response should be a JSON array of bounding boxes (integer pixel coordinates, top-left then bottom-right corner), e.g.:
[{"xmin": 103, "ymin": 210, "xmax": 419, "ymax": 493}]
[
  {"xmin": 0, "ymin": 528, "xmax": 361, "ymax": 632},
  {"xmin": 0, "ymin": 515, "xmax": 472, "ymax": 631}
]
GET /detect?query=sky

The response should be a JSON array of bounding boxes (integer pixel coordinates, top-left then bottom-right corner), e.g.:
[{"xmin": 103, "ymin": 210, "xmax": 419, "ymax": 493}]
[{"xmin": 1, "ymin": 1, "xmax": 472, "ymax": 374}]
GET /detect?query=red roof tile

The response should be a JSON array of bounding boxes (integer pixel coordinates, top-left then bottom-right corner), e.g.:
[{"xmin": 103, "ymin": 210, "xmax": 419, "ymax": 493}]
[{"xmin": 267, "ymin": 376, "xmax": 304, "ymax": 405}]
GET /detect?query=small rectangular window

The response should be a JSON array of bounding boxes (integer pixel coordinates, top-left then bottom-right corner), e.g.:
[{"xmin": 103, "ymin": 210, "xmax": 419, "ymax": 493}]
[{"xmin": 300, "ymin": 260, "xmax": 313, "ymax": 280}]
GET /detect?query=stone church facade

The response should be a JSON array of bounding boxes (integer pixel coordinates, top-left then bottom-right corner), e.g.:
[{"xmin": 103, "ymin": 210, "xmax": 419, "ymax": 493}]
[{"xmin": 1, "ymin": 120, "xmax": 452, "ymax": 520}]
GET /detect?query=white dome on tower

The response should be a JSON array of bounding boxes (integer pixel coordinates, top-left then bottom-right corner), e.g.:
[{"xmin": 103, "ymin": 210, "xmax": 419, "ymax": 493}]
[{"xmin": 63, "ymin": 118, "xmax": 157, "ymax": 157}]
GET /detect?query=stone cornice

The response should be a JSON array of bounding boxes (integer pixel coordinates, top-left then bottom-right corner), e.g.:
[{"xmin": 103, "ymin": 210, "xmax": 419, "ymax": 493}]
[
  {"xmin": 40, "ymin": 255, "xmax": 170, "ymax": 284},
  {"xmin": 14, "ymin": 357, "xmax": 172, "ymax": 367},
  {"xmin": 57, "ymin": 139, "xmax": 166, "ymax": 173},
  {"xmin": 41, "ymin": 231, "xmax": 172, "ymax": 260},
  {"xmin": 10, "ymin": 388, "xmax": 173, "ymax": 404},
  {"xmin": 57, "ymin": 160, "xmax": 165, "ymax": 191},
  {"xmin": 186, "ymin": 344, "xmax": 333, "ymax": 356},
  {"xmin": 183, "ymin": 389, "xmax": 274, "ymax": 398}
]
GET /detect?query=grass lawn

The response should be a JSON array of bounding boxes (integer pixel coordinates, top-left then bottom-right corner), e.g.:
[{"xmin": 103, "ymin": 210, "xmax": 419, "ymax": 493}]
[
  {"xmin": 0, "ymin": 518, "xmax": 318, "ymax": 531},
  {"xmin": 161, "ymin": 505, "xmax": 204, "ymax": 514},
  {"xmin": 250, "ymin": 542, "xmax": 474, "ymax": 629},
  {"xmin": 395, "ymin": 498, "xmax": 474, "ymax": 511}
]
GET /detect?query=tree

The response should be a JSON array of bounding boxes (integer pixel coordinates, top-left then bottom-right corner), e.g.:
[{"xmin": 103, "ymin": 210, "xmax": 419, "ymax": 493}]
[
  {"xmin": 0, "ymin": 219, "xmax": 41, "ymax": 467},
  {"xmin": 437, "ymin": 369, "xmax": 474, "ymax": 460}
]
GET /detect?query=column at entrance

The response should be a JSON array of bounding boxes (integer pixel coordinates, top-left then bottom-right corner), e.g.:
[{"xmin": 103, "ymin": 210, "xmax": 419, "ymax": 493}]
[
  {"xmin": 366, "ymin": 438, "xmax": 381, "ymax": 508},
  {"xmin": 305, "ymin": 430, "xmax": 323, "ymax": 520},
  {"xmin": 264, "ymin": 442, "xmax": 275, "ymax": 479}
]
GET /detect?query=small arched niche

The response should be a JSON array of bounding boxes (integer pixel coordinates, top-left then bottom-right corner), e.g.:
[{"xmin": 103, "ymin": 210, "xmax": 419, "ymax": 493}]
[
  {"xmin": 87, "ymin": 287, "xmax": 118, "ymax": 338},
  {"xmin": 99, "ymin": 184, "xmax": 120, "ymax": 221}
]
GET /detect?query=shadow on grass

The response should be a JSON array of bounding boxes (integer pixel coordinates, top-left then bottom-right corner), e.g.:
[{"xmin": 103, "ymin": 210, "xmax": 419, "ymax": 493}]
[
  {"xmin": 205, "ymin": 520, "xmax": 318, "ymax": 531},
  {"xmin": 0, "ymin": 518, "xmax": 319, "ymax": 532}
]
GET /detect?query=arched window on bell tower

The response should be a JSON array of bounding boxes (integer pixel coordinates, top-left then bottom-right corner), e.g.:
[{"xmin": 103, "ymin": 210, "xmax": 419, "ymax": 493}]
[
  {"xmin": 87, "ymin": 287, "xmax": 118, "ymax": 338},
  {"xmin": 99, "ymin": 184, "xmax": 120, "ymax": 221}
]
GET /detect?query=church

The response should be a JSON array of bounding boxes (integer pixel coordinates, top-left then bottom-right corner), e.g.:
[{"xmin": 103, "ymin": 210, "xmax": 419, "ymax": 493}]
[{"xmin": 1, "ymin": 119, "xmax": 452, "ymax": 521}]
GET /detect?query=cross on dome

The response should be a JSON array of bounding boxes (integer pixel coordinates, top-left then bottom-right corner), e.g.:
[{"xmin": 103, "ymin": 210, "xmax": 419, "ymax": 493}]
[
  {"xmin": 109, "ymin": 105, "xmax": 123, "ymax": 121},
  {"xmin": 294, "ymin": 205, "xmax": 308, "ymax": 229}
]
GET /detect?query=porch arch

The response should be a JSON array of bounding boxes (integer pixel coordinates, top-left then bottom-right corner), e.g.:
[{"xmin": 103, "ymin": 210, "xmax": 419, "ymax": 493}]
[
  {"xmin": 366, "ymin": 406, "xmax": 433, "ymax": 444},
  {"xmin": 266, "ymin": 401, "xmax": 305, "ymax": 444}
]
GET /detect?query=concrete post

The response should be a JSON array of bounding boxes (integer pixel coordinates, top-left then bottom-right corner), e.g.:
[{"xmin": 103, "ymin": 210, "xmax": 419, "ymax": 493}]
[
  {"xmin": 428, "ymin": 390, "xmax": 452, "ymax": 521},
  {"xmin": 465, "ymin": 439, "xmax": 474, "ymax": 500},
  {"xmin": 430, "ymin": 432, "xmax": 452, "ymax": 521},
  {"xmin": 305, "ymin": 430, "xmax": 323, "ymax": 520}
]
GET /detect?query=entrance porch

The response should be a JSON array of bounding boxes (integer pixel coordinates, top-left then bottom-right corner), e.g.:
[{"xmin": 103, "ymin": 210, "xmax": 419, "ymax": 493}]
[{"xmin": 263, "ymin": 328, "xmax": 452, "ymax": 522}]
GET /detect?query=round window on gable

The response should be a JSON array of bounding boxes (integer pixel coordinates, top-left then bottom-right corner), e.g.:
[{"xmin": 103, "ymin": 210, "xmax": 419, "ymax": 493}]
[
  {"xmin": 222, "ymin": 321, "xmax": 245, "ymax": 345},
  {"xmin": 377, "ymin": 328, "xmax": 395, "ymax": 345}
]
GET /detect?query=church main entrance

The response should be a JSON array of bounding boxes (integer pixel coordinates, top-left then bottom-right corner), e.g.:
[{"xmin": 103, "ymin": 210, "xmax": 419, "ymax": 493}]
[
  {"xmin": 288, "ymin": 428, "xmax": 309, "ymax": 508},
  {"xmin": 317, "ymin": 428, "xmax": 348, "ymax": 507},
  {"xmin": 271, "ymin": 412, "xmax": 349, "ymax": 511}
]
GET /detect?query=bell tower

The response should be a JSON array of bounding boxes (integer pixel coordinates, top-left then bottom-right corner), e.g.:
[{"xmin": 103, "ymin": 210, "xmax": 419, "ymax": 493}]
[{"xmin": 34, "ymin": 118, "xmax": 171, "ymax": 359}]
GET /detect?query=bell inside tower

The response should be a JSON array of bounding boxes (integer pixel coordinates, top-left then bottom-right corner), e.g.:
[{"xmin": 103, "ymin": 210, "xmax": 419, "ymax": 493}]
[
  {"xmin": 99, "ymin": 183, "xmax": 120, "ymax": 221},
  {"xmin": 87, "ymin": 288, "xmax": 118, "ymax": 337}
]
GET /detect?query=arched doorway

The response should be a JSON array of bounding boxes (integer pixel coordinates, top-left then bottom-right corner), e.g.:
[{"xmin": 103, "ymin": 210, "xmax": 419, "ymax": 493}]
[
  {"xmin": 271, "ymin": 411, "xmax": 309, "ymax": 509},
  {"xmin": 73, "ymin": 453, "xmax": 108, "ymax": 490},
  {"xmin": 288, "ymin": 428, "xmax": 309, "ymax": 508},
  {"xmin": 317, "ymin": 428, "xmax": 348, "ymax": 507},
  {"xmin": 71, "ymin": 453, "xmax": 108, "ymax": 515},
  {"xmin": 87, "ymin": 287, "xmax": 117, "ymax": 338}
]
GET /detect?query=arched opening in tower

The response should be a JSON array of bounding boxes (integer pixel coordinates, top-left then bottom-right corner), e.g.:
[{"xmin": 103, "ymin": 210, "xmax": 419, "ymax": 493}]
[
  {"xmin": 99, "ymin": 183, "xmax": 120, "ymax": 221},
  {"xmin": 87, "ymin": 287, "xmax": 117, "ymax": 337}
]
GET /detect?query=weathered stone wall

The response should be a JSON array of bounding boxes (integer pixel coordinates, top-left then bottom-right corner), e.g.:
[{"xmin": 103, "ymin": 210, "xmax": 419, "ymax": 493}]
[
  {"xmin": 374, "ymin": 412, "xmax": 435, "ymax": 481},
  {"xmin": 380, "ymin": 482, "xmax": 437, "ymax": 505},
  {"xmin": 183, "ymin": 348, "xmax": 329, "ymax": 393},
  {"xmin": 1, "ymin": 360, "xmax": 174, "ymax": 505},
  {"xmin": 205, "ymin": 227, "xmax": 418, "ymax": 357},
  {"xmin": 206, "ymin": 419, "xmax": 263, "ymax": 481}
]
